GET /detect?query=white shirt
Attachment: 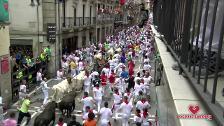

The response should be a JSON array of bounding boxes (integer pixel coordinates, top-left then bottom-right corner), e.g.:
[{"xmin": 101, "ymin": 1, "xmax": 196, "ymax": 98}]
[
  {"xmin": 57, "ymin": 71, "xmax": 63, "ymax": 79},
  {"xmin": 134, "ymin": 76, "xmax": 141, "ymax": 84},
  {"xmin": 99, "ymin": 107, "xmax": 112, "ymax": 121},
  {"xmin": 36, "ymin": 72, "xmax": 42, "ymax": 81},
  {"xmin": 143, "ymin": 64, "xmax": 151, "ymax": 71},
  {"xmin": 143, "ymin": 76, "xmax": 153, "ymax": 86},
  {"xmin": 113, "ymin": 93, "xmax": 122, "ymax": 104},
  {"xmin": 119, "ymin": 102, "xmax": 133, "ymax": 116},
  {"xmin": 40, "ymin": 81, "xmax": 49, "ymax": 92},
  {"xmin": 74, "ymin": 57, "xmax": 80, "ymax": 64},
  {"xmin": 90, "ymin": 71, "xmax": 99, "ymax": 80},
  {"xmin": 108, "ymin": 60, "xmax": 115, "ymax": 69},
  {"xmin": 93, "ymin": 87, "xmax": 103, "ymax": 99},
  {"xmin": 134, "ymin": 115, "xmax": 143, "ymax": 123},
  {"xmin": 102, "ymin": 68, "xmax": 110, "ymax": 76},
  {"xmin": 20, "ymin": 85, "xmax": 26, "ymax": 93},
  {"xmin": 83, "ymin": 76, "xmax": 91, "ymax": 86},
  {"xmin": 124, "ymin": 92, "xmax": 132, "ymax": 101},
  {"xmin": 144, "ymin": 58, "xmax": 150, "ymax": 63},
  {"xmin": 55, "ymin": 123, "xmax": 67, "ymax": 126},
  {"xmin": 78, "ymin": 61, "xmax": 84, "ymax": 70},
  {"xmin": 134, "ymin": 84, "xmax": 143, "ymax": 96},
  {"xmin": 113, "ymin": 53, "xmax": 120, "ymax": 59},
  {"xmin": 136, "ymin": 101, "xmax": 150, "ymax": 112},
  {"xmin": 81, "ymin": 96, "xmax": 94, "ymax": 109},
  {"xmin": 62, "ymin": 61, "xmax": 68, "ymax": 69},
  {"xmin": 82, "ymin": 109, "xmax": 98, "ymax": 120}
]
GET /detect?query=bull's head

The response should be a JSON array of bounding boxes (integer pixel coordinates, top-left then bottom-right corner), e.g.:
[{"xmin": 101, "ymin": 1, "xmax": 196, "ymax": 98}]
[{"xmin": 66, "ymin": 76, "xmax": 72, "ymax": 84}]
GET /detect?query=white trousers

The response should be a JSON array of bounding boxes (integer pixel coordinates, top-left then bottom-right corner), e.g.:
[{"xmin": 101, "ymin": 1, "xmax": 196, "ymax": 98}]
[
  {"xmin": 84, "ymin": 85, "xmax": 90, "ymax": 93},
  {"xmin": 113, "ymin": 104, "xmax": 120, "ymax": 120},
  {"xmin": 122, "ymin": 114, "xmax": 130, "ymax": 126},
  {"xmin": 95, "ymin": 98, "xmax": 102, "ymax": 112},
  {"xmin": 71, "ymin": 69, "xmax": 76, "ymax": 77},
  {"xmin": 43, "ymin": 90, "xmax": 49, "ymax": 105}
]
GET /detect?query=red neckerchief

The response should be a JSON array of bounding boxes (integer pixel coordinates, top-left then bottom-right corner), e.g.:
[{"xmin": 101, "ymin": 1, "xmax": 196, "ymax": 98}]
[
  {"xmin": 127, "ymin": 92, "xmax": 130, "ymax": 96},
  {"xmin": 141, "ymin": 79, "xmax": 144, "ymax": 84},
  {"xmin": 115, "ymin": 92, "xmax": 119, "ymax": 95},
  {"xmin": 143, "ymin": 111, "xmax": 148, "ymax": 118},
  {"xmin": 141, "ymin": 100, "xmax": 146, "ymax": 104},
  {"xmin": 83, "ymin": 96, "xmax": 87, "ymax": 99},
  {"xmin": 88, "ymin": 109, "xmax": 93, "ymax": 113},
  {"xmin": 124, "ymin": 99, "xmax": 129, "ymax": 104},
  {"xmin": 57, "ymin": 122, "xmax": 63, "ymax": 126},
  {"xmin": 96, "ymin": 87, "xmax": 99, "ymax": 90}
]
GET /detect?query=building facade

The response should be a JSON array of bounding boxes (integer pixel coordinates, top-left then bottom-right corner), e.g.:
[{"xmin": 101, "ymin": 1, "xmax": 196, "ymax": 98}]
[
  {"xmin": 0, "ymin": 25, "xmax": 12, "ymax": 106},
  {"xmin": 8, "ymin": 0, "xmax": 115, "ymax": 76},
  {"xmin": 6, "ymin": 0, "xmax": 115, "ymax": 103}
]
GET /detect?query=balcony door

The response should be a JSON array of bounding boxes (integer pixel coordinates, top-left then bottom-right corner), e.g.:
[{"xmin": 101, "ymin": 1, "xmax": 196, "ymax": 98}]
[
  {"xmin": 83, "ymin": 4, "xmax": 85, "ymax": 25},
  {"xmin": 74, "ymin": 8, "xmax": 76, "ymax": 26},
  {"xmin": 90, "ymin": 6, "xmax": 92, "ymax": 24}
]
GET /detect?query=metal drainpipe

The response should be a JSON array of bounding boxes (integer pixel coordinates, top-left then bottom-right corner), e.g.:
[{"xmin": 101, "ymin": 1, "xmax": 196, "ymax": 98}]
[
  {"xmin": 58, "ymin": 0, "xmax": 61, "ymax": 71},
  {"xmin": 37, "ymin": 4, "xmax": 40, "ymax": 55},
  {"xmin": 55, "ymin": 0, "xmax": 57, "ymax": 75}
]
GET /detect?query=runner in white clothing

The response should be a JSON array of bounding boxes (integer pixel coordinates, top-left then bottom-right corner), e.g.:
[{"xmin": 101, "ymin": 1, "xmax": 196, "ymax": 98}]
[
  {"xmin": 99, "ymin": 102, "xmax": 112, "ymax": 126},
  {"xmin": 136, "ymin": 97, "xmax": 151, "ymax": 112},
  {"xmin": 81, "ymin": 92, "xmax": 95, "ymax": 112},
  {"xmin": 118, "ymin": 96, "xmax": 133, "ymax": 126},
  {"xmin": 83, "ymin": 71, "xmax": 91, "ymax": 93},
  {"xmin": 82, "ymin": 106, "xmax": 98, "ymax": 121},
  {"xmin": 134, "ymin": 109, "xmax": 143, "ymax": 126},
  {"xmin": 40, "ymin": 78, "xmax": 50, "ymax": 106},
  {"xmin": 112, "ymin": 88, "xmax": 122, "ymax": 121},
  {"xmin": 93, "ymin": 84, "xmax": 103, "ymax": 112}
]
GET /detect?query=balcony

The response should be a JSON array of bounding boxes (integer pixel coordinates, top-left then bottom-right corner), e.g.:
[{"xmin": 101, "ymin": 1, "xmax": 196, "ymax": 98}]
[
  {"xmin": 62, "ymin": 17, "xmax": 96, "ymax": 29},
  {"xmin": 96, "ymin": 14, "xmax": 114, "ymax": 25}
]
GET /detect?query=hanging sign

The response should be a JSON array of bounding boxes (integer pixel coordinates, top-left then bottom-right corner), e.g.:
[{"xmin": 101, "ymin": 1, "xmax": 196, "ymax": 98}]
[
  {"xmin": 47, "ymin": 23, "xmax": 56, "ymax": 43},
  {"xmin": 1, "ymin": 56, "xmax": 9, "ymax": 74}
]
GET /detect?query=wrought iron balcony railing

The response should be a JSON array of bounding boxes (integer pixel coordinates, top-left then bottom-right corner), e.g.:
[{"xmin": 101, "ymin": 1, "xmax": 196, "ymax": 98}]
[{"xmin": 62, "ymin": 17, "xmax": 96, "ymax": 28}]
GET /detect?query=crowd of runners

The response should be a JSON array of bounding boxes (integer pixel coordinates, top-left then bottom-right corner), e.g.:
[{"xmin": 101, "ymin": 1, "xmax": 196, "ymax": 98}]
[
  {"xmin": 2, "ymin": 19, "xmax": 156, "ymax": 126},
  {"xmin": 75, "ymin": 20, "xmax": 156, "ymax": 126}
]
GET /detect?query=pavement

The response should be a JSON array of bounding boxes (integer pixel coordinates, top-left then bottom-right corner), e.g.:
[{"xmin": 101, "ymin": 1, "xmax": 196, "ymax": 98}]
[{"xmin": 2, "ymin": 57, "xmax": 160, "ymax": 126}]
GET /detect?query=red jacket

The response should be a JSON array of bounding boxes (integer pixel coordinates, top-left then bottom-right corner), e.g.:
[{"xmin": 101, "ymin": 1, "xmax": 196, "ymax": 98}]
[
  {"xmin": 128, "ymin": 61, "xmax": 135, "ymax": 76},
  {"xmin": 109, "ymin": 73, "xmax": 116, "ymax": 84},
  {"xmin": 100, "ymin": 74, "xmax": 107, "ymax": 86}
]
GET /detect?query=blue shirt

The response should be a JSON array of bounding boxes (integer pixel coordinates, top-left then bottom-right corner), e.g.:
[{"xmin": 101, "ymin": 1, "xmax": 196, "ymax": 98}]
[
  {"xmin": 16, "ymin": 53, "xmax": 21, "ymax": 60},
  {"xmin": 120, "ymin": 71, "xmax": 129, "ymax": 79},
  {"xmin": 121, "ymin": 56, "xmax": 126, "ymax": 64}
]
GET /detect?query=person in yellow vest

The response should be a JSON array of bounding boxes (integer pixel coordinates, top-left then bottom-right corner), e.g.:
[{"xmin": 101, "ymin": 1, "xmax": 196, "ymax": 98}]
[
  {"xmin": 17, "ymin": 95, "xmax": 31, "ymax": 125},
  {"xmin": 16, "ymin": 69, "xmax": 23, "ymax": 81},
  {"xmin": 40, "ymin": 52, "xmax": 46, "ymax": 62},
  {"xmin": 26, "ymin": 56, "xmax": 32, "ymax": 67},
  {"xmin": 44, "ymin": 46, "xmax": 51, "ymax": 61}
]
